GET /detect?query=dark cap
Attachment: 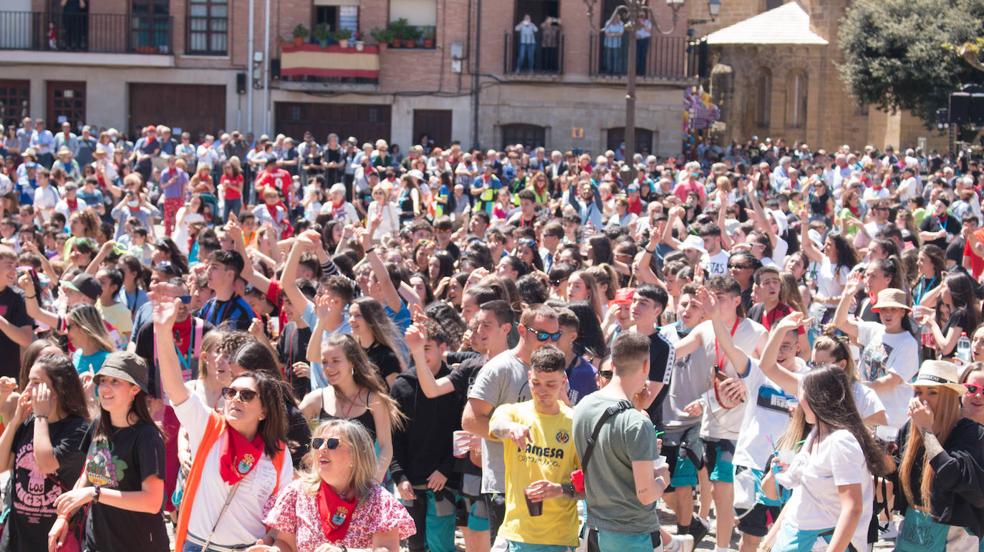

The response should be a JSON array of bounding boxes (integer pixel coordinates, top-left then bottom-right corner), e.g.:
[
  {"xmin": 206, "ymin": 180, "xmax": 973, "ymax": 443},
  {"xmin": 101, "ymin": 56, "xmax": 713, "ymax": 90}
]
[
  {"xmin": 62, "ymin": 273, "xmax": 101, "ymax": 301},
  {"xmin": 95, "ymin": 351, "xmax": 149, "ymax": 393}
]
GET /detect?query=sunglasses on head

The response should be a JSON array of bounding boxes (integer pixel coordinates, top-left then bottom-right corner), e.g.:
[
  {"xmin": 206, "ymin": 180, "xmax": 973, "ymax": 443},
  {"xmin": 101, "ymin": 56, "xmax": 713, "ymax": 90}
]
[
  {"xmin": 311, "ymin": 437, "xmax": 342, "ymax": 450},
  {"xmin": 965, "ymin": 383, "xmax": 984, "ymax": 398},
  {"xmin": 221, "ymin": 387, "xmax": 258, "ymax": 402}
]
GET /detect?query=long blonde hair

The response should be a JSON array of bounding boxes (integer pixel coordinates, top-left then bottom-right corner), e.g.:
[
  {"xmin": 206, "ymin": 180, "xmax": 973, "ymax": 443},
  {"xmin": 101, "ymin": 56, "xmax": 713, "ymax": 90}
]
[
  {"xmin": 303, "ymin": 419, "xmax": 377, "ymax": 500},
  {"xmin": 69, "ymin": 305, "xmax": 114, "ymax": 353},
  {"xmin": 899, "ymin": 387, "xmax": 962, "ymax": 510}
]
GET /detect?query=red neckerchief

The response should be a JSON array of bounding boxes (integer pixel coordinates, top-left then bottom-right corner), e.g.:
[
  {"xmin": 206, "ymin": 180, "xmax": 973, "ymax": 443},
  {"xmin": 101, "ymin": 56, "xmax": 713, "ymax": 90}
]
[
  {"xmin": 266, "ymin": 202, "xmax": 280, "ymax": 221},
  {"xmin": 761, "ymin": 303, "xmax": 792, "ymax": 331},
  {"xmin": 218, "ymin": 426, "xmax": 264, "ymax": 485},
  {"xmin": 66, "ymin": 198, "xmax": 78, "ymax": 212},
  {"xmin": 713, "ymin": 318, "xmax": 741, "ymax": 409},
  {"xmin": 173, "ymin": 316, "xmax": 192, "ymax": 354},
  {"xmin": 317, "ymin": 481, "xmax": 358, "ymax": 542}
]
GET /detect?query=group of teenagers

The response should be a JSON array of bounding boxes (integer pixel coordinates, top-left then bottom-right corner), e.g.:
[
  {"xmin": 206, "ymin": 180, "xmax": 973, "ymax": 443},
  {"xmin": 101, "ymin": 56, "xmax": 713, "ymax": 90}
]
[{"xmin": 0, "ymin": 125, "xmax": 983, "ymax": 552}]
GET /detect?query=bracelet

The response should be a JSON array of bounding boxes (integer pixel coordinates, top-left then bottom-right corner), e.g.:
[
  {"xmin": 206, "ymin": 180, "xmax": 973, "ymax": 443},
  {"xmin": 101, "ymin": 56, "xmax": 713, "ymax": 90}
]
[
  {"xmin": 561, "ymin": 482, "xmax": 576, "ymax": 497},
  {"xmin": 34, "ymin": 415, "xmax": 47, "ymax": 420},
  {"xmin": 25, "ymin": 295, "xmax": 35, "ymax": 299},
  {"xmin": 366, "ymin": 247, "xmax": 375, "ymax": 254}
]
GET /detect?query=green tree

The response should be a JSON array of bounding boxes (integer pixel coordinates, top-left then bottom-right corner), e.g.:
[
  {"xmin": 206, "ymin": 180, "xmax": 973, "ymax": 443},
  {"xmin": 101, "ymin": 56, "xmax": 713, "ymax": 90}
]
[{"xmin": 838, "ymin": 0, "xmax": 984, "ymax": 124}]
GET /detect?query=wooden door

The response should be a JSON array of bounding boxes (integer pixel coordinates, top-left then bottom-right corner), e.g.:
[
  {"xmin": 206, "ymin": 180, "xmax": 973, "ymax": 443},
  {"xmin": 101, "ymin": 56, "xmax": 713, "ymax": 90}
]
[
  {"xmin": 46, "ymin": 81, "xmax": 86, "ymax": 131},
  {"xmin": 412, "ymin": 109, "xmax": 452, "ymax": 148},
  {"xmin": 275, "ymin": 102, "xmax": 391, "ymax": 145},
  {"xmin": 0, "ymin": 80, "xmax": 30, "ymax": 130},
  {"xmin": 129, "ymin": 83, "xmax": 226, "ymax": 140}
]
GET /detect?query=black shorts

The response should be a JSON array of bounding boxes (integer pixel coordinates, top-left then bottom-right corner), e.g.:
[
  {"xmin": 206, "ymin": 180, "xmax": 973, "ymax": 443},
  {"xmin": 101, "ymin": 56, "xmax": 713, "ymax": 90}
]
[{"xmin": 736, "ymin": 502, "xmax": 781, "ymax": 537}]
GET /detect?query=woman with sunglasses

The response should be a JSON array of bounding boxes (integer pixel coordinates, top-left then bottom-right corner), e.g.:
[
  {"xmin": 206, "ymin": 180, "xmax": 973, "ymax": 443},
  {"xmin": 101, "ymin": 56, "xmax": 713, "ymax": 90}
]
[
  {"xmin": 252, "ymin": 420, "xmax": 415, "ymax": 552},
  {"xmin": 153, "ymin": 297, "xmax": 294, "ymax": 552},
  {"xmin": 0, "ymin": 353, "xmax": 89, "ymax": 552},
  {"xmin": 302, "ymin": 320, "xmax": 402, "ymax": 484},
  {"xmin": 886, "ymin": 360, "xmax": 984, "ymax": 550}
]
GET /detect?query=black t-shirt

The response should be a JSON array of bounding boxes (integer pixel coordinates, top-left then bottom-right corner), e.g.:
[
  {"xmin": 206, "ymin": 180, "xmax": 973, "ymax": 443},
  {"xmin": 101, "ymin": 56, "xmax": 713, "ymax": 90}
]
[
  {"xmin": 942, "ymin": 309, "xmax": 970, "ymax": 357},
  {"xmin": 0, "ymin": 286, "xmax": 31, "ymax": 380},
  {"xmin": 366, "ymin": 341, "xmax": 402, "ymax": 387},
  {"xmin": 448, "ymin": 355, "xmax": 484, "ymax": 477},
  {"xmin": 277, "ymin": 322, "xmax": 312, "ymax": 402},
  {"xmin": 0, "ymin": 416, "xmax": 89, "ymax": 552},
  {"xmin": 920, "ymin": 214, "xmax": 960, "ymax": 250},
  {"xmin": 646, "ymin": 331, "xmax": 674, "ymax": 429},
  {"xmin": 81, "ymin": 419, "xmax": 168, "ymax": 552}
]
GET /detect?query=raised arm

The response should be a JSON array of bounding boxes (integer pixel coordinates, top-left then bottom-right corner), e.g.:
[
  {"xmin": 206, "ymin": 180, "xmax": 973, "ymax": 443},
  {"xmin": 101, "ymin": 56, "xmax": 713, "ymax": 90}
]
[
  {"xmin": 832, "ymin": 271, "xmax": 862, "ymax": 340},
  {"xmin": 799, "ymin": 209, "xmax": 824, "ymax": 263},
  {"xmin": 758, "ymin": 313, "xmax": 805, "ymax": 396},
  {"xmin": 150, "ymin": 294, "xmax": 191, "ymax": 406},
  {"xmin": 281, "ymin": 238, "xmax": 310, "ymax": 317},
  {"xmin": 85, "ymin": 240, "xmax": 116, "ymax": 275},
  {"xmin": 716, "ymin": 190, "xmax": 734, "ymax": 250},
  {"xmin": 16, "ymin": 273, "xmax": 58, "ymax": 330},
  {"xmin": 362, "ymin": 223, "xmax": 402, "ymax": 312}
]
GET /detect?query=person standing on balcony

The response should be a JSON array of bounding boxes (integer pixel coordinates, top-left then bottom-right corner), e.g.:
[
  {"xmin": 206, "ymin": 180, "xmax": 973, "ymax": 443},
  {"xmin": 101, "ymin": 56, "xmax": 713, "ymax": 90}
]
[
  {"xmin": 540, "ymin": 17, "xmax": 560, "ymax": 72},
  {"xmin": 603, "ymin": 13, "xmax": 625, "ymax": 75},
  {"xmin": 60, "ymin": 0, "xmax": 86, "ymax": 50},
  {"xmin": 635, "ymin": 16, "xmax": 652, "ymax": 76},
  {"xmin": 514, "ymin": 15, "xmax": 538, "ymax": 73}
]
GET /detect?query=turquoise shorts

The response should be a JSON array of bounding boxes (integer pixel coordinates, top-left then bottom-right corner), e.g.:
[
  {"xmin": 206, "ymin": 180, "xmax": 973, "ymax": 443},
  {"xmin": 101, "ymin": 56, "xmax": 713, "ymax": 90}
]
[
  {"xmin": 771, "ymin": 523, "xmax": 835, "ymax": 552},
  {"xmin": 597, "ymin": 530, "xmax": 656, "ymax": 552},
  {"xmin": 507, "ymin": 541, "xmax": 574, "ymax": 552},
  {"xmin": 465, "ymin": 495, "xmax": 491, "ymax": 532},
  {"xmin": 705, "ymin": 438, "xmax": 735, "ymax": 484},
  {"xmin": 670, "ymin": 455, "xmax": 698, "ymax": 488}
]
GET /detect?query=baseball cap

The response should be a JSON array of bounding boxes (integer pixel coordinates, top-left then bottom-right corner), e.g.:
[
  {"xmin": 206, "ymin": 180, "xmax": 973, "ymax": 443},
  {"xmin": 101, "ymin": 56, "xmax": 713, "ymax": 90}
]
[
  {"xmin": 61, "ymin": 273, "xmax": 101, "ymax": 301},
  {"xmin": 96, "ymin": 352, "xmax": 150, "ymax": 393}
]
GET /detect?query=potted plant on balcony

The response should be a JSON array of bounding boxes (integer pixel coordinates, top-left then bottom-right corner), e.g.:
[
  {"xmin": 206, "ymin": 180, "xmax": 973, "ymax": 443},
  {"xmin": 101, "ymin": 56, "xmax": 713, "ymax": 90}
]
[
  {"xmin": 313, "ymin": 24, "xmax": 331, "ymax": 48},
  {"xmin": 370, "ymin": 28, "xmax": 392, "ymax": 51},
  {"xmin": 335, "ymin": 28, "xmax": 353, "ymax": 48},
  {"xmin": 402, "ymin": 24, "xmax": 422, "ymax": 48},
  {"xmin": 292, "ymin": 24, "xmax": 309, "ymax": 47},
  {"xmin": 421, "ymin": 27, "xmax": 435, "ymax": 48}
]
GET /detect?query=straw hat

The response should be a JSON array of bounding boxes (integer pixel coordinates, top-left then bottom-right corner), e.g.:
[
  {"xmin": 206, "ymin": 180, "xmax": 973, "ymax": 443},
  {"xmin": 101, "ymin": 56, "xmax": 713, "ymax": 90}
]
[
  {"xmin": 871, "ymin": 288, "xmax": 910, "ymax": 312},
  {"xmin": 912, "ymin": 360, "xmax": 965, "ymax": 394}
]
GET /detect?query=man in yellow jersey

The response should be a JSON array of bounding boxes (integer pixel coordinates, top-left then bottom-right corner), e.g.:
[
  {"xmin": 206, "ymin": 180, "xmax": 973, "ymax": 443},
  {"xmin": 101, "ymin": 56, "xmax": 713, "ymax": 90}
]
[{"xmin": 489, "ymin": 345, "xmax": 582, "ymax": 552}]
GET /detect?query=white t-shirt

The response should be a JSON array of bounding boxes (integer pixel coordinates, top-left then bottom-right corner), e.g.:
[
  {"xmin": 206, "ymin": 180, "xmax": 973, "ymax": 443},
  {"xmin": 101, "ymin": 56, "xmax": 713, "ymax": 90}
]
[
  {"xmin": 856, "ymin": 321, "xmax": 918, "ymax": 428},
  {"xmin": 816, "ymin": 257, "xmax": 850, "ymax": 301},
  {"xmin": 852, "ymin": 381, "xmax": 886, "ymax": 422},
  {"xmin": 778, "ymin": 429, "xmax": 873, "ymax": 552},
  {"xmin": 702, "ymin": 249, "xmax": 730, "ymax": 277},
  {"xmin": 694, "ymin": 318, "xmax": 768, "ymax": 440},
  {"xmin": 734, "ymin": 358, "xmax": 805, "ymax": 471},
  {"xmin": 173, "ymin": 394, "xmax": 294, "ymax": 546}
]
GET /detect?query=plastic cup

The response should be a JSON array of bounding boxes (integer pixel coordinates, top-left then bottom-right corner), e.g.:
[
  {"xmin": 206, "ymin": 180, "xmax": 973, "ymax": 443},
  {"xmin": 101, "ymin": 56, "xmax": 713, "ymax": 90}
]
[
  {"xmin": 876, "ymin": 425, "xmax": 899, "ymax": 443},
  {"xmin": 524, "ymin": 488, "xmax": 543, "ymax": 516},
  {"xmin": 776, "ymin": 449, "xmax": 796, "ymax": 466},
  {"xmin": 269, "ymin": 317, "xmax": 280, "ymax": 338},
  {"xmin": 653, "ymin": 455, "xmax": 667, "ymax": 471},
  {"xmin": 452, "ymin": 430, "xmax": 472, "ymax": 458}
]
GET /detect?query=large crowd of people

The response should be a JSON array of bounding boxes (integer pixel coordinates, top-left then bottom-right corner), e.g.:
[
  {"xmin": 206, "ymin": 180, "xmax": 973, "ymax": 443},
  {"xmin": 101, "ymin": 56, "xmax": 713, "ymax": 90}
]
[{"xmin": 0, "ymin": 117, "xmax": 983, "ymax": 552}]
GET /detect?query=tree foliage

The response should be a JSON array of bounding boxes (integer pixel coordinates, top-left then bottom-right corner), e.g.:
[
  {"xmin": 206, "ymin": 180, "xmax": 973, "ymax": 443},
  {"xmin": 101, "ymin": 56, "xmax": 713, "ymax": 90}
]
[{"xmin": 838, "ymin": 0, "xmax": 984, "ymax": 124}]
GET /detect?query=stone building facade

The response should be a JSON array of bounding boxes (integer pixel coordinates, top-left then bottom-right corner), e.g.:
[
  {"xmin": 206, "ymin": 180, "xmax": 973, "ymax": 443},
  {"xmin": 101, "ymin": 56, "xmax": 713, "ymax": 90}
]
[{"xmin": 692, "ymin": 0, "xmax": 948, "ymax": 151}]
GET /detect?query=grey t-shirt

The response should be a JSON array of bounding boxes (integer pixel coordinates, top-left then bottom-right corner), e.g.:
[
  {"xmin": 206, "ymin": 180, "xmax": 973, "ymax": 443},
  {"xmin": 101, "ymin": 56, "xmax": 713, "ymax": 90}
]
[
  {"xmin": 467, "ymin": 349, "xmax": 531, "ymax": 494},
  {"xmin": 573, "ymin": 391, "xmax": 659, "ymax": 533},
  {"xmin": 660, "ymin": 323, "xmax": 712, "ymax": 434}
]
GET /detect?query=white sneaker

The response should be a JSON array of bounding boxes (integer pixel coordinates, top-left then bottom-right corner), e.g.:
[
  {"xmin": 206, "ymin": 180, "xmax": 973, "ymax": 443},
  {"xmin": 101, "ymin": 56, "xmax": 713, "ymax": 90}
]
[
  {"xmin": 664, "ymin": 535, "xmax": 694, "ymax": 552},
  {"xmin": 880, "ymin": 520, "xmax": 898, "ymax": 540}
]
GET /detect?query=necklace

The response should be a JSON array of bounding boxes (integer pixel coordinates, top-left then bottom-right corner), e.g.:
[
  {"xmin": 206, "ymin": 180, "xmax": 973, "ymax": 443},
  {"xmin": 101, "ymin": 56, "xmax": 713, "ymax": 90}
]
[{"xmin": 334, "ymin": 388, "xmax": 364, "ymax": 419}]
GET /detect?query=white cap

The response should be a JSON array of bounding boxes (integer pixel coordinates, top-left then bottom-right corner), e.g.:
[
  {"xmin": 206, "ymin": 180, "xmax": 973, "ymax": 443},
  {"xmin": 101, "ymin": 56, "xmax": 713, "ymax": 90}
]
[{"xmin": 680, "ymin": 235, "xmax": 706, "ymax": 253}]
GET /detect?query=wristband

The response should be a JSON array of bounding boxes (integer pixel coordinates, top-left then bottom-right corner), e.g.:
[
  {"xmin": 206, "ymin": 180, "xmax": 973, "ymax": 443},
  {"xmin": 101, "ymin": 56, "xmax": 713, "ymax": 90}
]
[
  {"xmin": 34, "ymin": 415, "xmax": 47, "ymax": 420},
  {"xmin": 366, "ymin": 247, "xmax": 375, "ymax": 254},
  {"xmin": 25, "ymin": 295, "xmax": 36, "ymax": 299},
  {"xmin": 93, "ymin": 486, "xmax": 101, "ymax": 503},
  {"xmin": 561, "ymin": 482, "xmax": 576, "ymax": 497}
]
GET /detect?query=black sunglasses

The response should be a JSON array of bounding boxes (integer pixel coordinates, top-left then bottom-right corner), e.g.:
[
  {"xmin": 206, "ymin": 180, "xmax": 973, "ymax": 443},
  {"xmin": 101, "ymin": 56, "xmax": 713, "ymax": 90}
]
[
  {"xmin": 221, "ymin": 387, "xmax": 258, "ymax": 402},
  {"xmin": 549, "ymin": 279, "xmax": 566, "ymax": 287},
  {"xmin": 311, "ymin": 437, "xmax": 342, "ymax": 450},
  {"xmin": 598, "ymin": 370, "xmax": 613, "ymax": 379}
]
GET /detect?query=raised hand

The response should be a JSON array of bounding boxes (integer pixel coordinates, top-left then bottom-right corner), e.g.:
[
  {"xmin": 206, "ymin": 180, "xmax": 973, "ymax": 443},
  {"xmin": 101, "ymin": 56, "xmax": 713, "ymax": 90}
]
[
  {"xmin": 151, "ymin": 296, "xmax": 180, "ymax": 329},
  {"xmin": 405, "ymin": 323, "xmax": 428, "ymax": 353},
  {"xmin": 32, "ymin": 382, "xmax": 53, "ymax": 419},
  {"xmin": 314, "ymin": 293, "xmax": 333, "ymax": 319},
  {"xmin": 843, "ymin": 270, "xmax": 863, "ymax": 297}
]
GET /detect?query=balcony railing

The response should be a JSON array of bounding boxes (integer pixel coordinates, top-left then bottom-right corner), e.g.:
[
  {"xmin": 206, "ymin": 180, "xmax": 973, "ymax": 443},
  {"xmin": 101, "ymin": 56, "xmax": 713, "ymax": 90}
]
[
  {"xmin": 502, "ymin": 30, "xmax": 564, "ymax": 75},
  {"xmin": 0, "ymin": 11, "xmax": 172, "ymax": 54},
  {"xmin": 588, "ymin": 33, "xmax": 695, "ymax": 80},
  {"xmin": 278, "ymin": 43, "xmax": 380, "ymax": 85}
]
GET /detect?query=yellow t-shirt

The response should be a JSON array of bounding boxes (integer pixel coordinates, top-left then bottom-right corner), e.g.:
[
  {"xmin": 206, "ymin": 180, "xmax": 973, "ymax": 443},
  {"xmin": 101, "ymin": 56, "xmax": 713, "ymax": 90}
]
[{"xmin": 490, "ymin": 401, "xmax": 580, "ymax": 546}]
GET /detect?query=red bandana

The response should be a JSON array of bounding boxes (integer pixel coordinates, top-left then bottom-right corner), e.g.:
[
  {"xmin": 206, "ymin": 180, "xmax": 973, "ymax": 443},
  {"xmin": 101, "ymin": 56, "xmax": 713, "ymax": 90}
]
[
  {"xmin": 317, "ymin": 481, "xmax": 358, "ymax": 542},
  {"xmin": 218, "ymin": 426, "xmax": 264, "ymax": 486},
  {"xmin": 66, "ymin": 198, "xmax": 78, "ymax": 212}
]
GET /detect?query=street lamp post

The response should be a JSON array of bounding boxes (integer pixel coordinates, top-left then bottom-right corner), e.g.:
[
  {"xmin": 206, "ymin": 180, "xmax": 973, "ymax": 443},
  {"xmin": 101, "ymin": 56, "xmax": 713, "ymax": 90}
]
[{"xmin": 582, "ymin": 0, "xmax": 687, "ymax": 170}]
